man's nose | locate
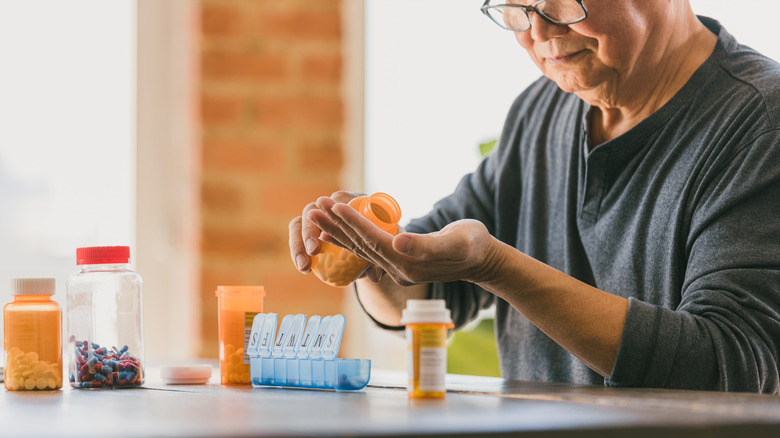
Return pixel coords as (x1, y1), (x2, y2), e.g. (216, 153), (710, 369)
(529, 12), (568, 41)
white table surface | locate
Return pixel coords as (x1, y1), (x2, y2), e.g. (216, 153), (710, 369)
(1, 365), (779, 437)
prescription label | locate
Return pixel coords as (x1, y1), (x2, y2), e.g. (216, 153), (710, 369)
(418, 327), (447, 347)
(417, 329), (447, 392)
(417, 348), (446, 392)
(406, 326), (448, 394)
(243, 312), (259, 364)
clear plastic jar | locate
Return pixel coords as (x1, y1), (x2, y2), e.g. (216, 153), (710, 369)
(66, 246), (144, 389)
(4, 278), (62, 391)
(310, 192), (402, 287)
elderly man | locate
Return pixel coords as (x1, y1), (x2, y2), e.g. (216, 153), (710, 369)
(289, 0), (780, 393)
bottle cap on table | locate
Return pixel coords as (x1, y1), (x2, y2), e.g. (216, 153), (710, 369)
(10, 278), (56, 295)
(160, 364), (213, 385)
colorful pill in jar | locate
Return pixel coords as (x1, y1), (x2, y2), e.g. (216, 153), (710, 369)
(4, 278), (63, 391)
(66, 246), (145, 389)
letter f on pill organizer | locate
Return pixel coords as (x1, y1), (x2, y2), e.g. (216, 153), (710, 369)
(250, 313), (278, 358)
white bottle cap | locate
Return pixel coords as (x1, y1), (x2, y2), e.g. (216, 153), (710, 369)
(160, 364), (213, 385)
(10, 278), (56, 295)
(400, 299), (452, 325)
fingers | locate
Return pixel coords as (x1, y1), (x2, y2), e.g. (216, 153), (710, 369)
(288, 216), (310, 273)
(290, 192), (369, 276)
(326, 200), (400, 266)
(307, 198), (379, 265)
(291, 196), (352, 274)
(330, 201), (391, 245)
(300, 201), (326, 257)
(307, 197), (365, 257)
(301, 193), (360, 254)
(331, 190), (363, 203)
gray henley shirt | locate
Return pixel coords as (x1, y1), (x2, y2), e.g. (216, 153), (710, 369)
(403, 17), (780, 393)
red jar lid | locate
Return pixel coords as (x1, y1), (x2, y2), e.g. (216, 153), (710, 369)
(76, 246), (131, 265)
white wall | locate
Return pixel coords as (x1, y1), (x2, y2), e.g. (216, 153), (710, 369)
(690, 0), (780, 63)
(0, 0), (135, 361)
(364, 0), (537, 222)
(0, 0), (200, 364)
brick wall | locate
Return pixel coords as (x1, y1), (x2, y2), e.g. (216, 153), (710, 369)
(198, 0), (347, 357)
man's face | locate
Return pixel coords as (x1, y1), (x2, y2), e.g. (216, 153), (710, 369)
(514, 0), (662, 95)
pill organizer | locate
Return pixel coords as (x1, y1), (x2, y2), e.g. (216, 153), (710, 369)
(247, 313), (371, 391)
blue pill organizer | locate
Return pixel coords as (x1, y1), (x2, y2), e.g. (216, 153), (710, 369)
(247, 313), (371, 391)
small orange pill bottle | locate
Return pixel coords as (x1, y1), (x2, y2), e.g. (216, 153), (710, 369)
(400, 299), (454, 399)
(215, 285), (265, 385)
(4, 278), (63, 391)
(310, 192), (402, 287)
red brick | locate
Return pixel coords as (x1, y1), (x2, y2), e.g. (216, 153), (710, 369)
(302, 53), (342, 82)
(202, 4), (243, 37)
(201, 94), (244, 125)
(261, 271), (344, 316)
(201, 179), (244, 212)
(255, 96), (342, 128)
(202, 139), (285, 174)
(201, 264), (258, 301)
(258, 181), (341, 217)
(202, 50), (288, 81)
(299, 138), (343, 171)
(257, 10), (341, 40)
(197, 0), (347, 359)
(202, 224), (285, 256)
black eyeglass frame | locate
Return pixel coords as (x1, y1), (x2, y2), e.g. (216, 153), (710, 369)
(480, 0), (589, 32)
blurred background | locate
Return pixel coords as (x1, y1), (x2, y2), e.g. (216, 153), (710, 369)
(0, 0), (777, 373)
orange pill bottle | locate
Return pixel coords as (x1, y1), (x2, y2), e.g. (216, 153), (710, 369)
(215, 285), (265, 385)
(4, 278), (63, 391)
(310, 192), (402, 287)
(400, 299), (453, 399)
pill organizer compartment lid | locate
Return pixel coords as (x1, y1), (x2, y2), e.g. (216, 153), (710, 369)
(160, 364), (213, 385)
(297, 315), (322, 359)
(272, 314), (294, 357)
(283, 314), (307, 358)
(257, 313), (278, 357)
(246, 313), (267, 358)
(308, 315), (332, 360)
(321, 314), (346, 360)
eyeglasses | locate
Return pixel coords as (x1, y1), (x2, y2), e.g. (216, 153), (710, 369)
(480, 0), (588, 32)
